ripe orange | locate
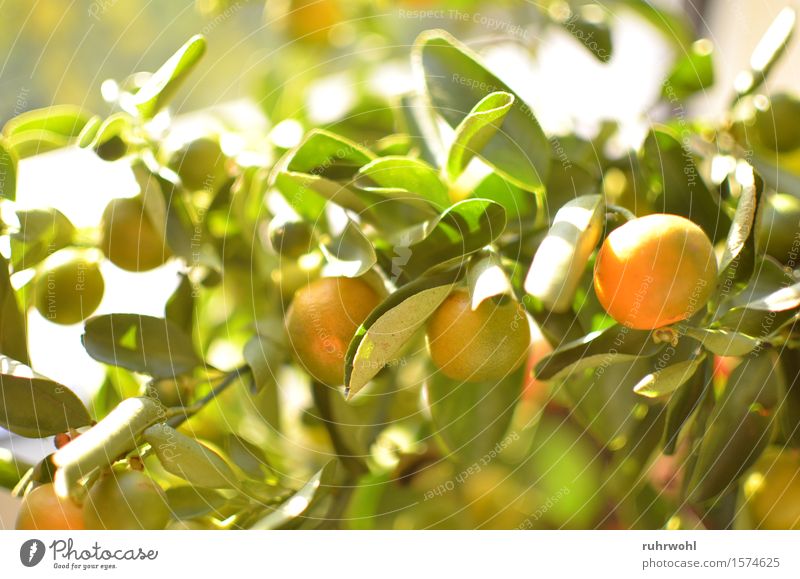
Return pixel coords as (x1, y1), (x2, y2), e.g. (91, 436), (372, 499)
(16, 483), (85, 530)
(426, 290), (531, 383)
(593, 214), (717, 330)
(285, 276), (381, 386)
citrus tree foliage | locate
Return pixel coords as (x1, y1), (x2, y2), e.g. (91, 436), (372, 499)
(4, 2), (800, 530)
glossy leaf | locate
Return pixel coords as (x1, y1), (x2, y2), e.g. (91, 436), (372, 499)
(688, 350), (782, 501)
(3, 105), (91, 139)
(0, 356), (91, 437)
(82, 314), (202, 378)
(525, 194), (604, 313)
(144, 424), (240, 489)
(358, 156), (449, 210)
(10, 208), (76, 271)
(414, 30), (550, 191)
(445, 91), (515, 182)
(535, 324), (662, 381)
(633, 355), (706, 399)
(717, 163), (762, 285)
(663, 39), (715, 100)
(641, 128), (730, 243)
(683, 327), (760, 357)
(130, 35), (207, 118)
(0, 139), (17, 200)
(250, 461), (337, 530)
(320, 219), (378, 278)
(165, 486), (228, 520)
(0, 254), (30, 364)
(392, 198), (507, 283)
(284, 129), (374, 177)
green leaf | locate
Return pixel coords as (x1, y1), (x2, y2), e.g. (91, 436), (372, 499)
(3, 105), (91, 139)
(426, 364), (522, 466)
(165, 486), (228, 520)
(535, 324), (663, 381)
(0, 448), (26, 490)
(525, 194), (605, 313)
(633, 355), (707, 399)
(414, 29), (550, 191)
(0, 138), (17, 200)
(0, 355), (91, 437)
(614, 0), (694, 50)
(345, 268), (463, 398)
(320, 219), (377, 278)
(717, 164), (763, 285)
(358, 156), (450, 210)
(285, 129), (375, 177)
(165, 274), (194, 334)
(10, 208), (76, 271)
(688, 350), (782, 501)
(683, 327), (761, 357)
(5, 129), (70, 159)
(663, 39), (715, 100)
(445, 91), (515, 182)
(641, 128), (731, 243)
(0, 254), (30, 364)
(243, 332), (284, 394)
(391, 198), (507, 283)
(472, 171), (533, 218)
(143, 424), (241, 489)
(663, 358), (708, 455)
(250, 461), (337, 530)
(84, 112), (133, 149)
(82, 314), (202, 378)
(558, 5), (613, 63)
(129, 35), (207, 119)
(466, 252), (512, 309)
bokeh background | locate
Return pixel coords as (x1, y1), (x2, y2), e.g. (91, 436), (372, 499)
(1, 0), (799, 527)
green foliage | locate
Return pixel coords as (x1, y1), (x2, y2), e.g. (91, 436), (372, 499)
(4, 4), (800, 531)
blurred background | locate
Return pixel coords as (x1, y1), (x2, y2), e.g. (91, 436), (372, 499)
(1, 0), (799, 527)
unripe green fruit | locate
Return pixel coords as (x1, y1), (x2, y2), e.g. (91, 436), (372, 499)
(34, 249), (104, 325)
(426, 291), (531, 383)
(268, 219), (315, 258)
(100, 196), (170, 272)
(744, 448), (800, 529)
(758, 193), (800, 264)
(167, 137), (226, 191)
(83, 470), (170, 530)
(755, 93), (800, 153)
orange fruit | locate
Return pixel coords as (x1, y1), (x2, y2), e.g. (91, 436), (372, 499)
(593, 214), (717, 330)
(426, 291), (531, 383)
(16, 483), (85, 530)
(285, 276), (381, 386)
(33, 249), (104, 325)
(83, 470), (170, 530)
